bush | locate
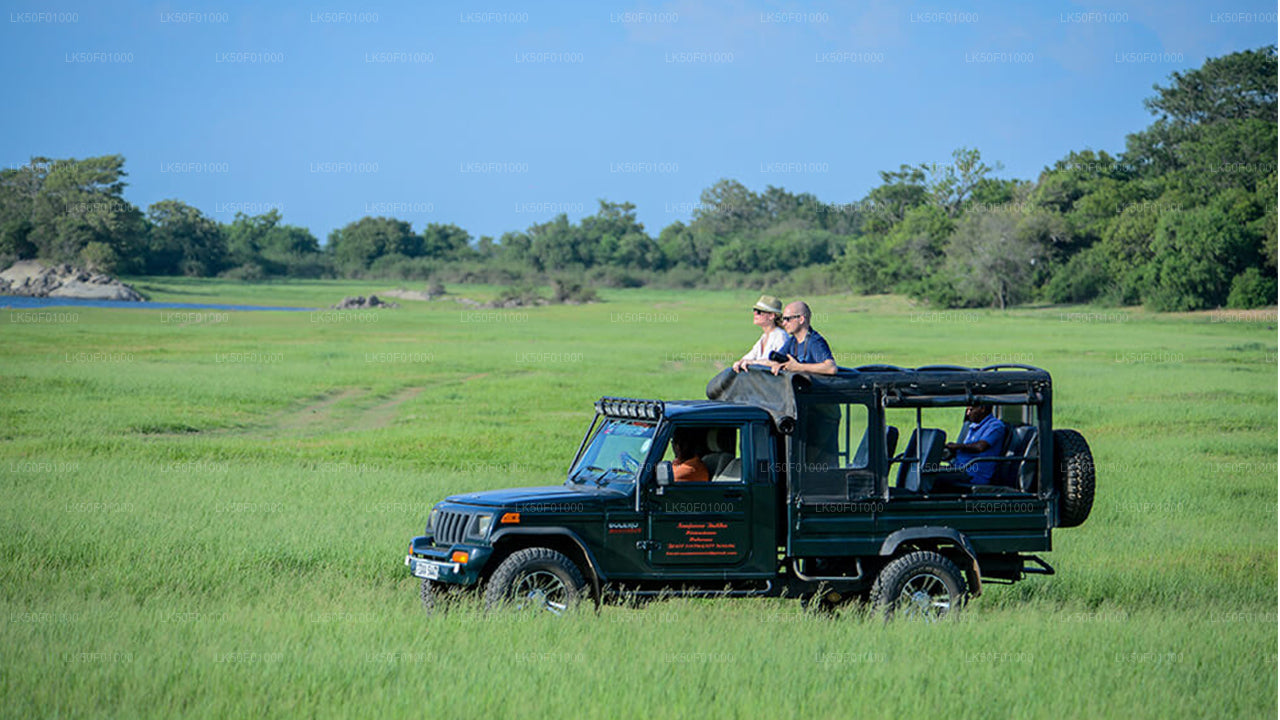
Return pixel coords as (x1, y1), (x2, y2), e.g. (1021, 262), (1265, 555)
(1226, 267), (1278, 308)
(265, 252), (333, 279)
(652, 266), (704, 289)
(776, 264), (845, 296)
(79, 242), (119, 274)
(365, 254), (436, 280)
(550, 278), (599, 304)
(587, 266), (644, 288)
(1041, 251), (1111, 304)
(904, 273), (962, 308)
(219, 262), (266, 281)
(494, 283), (545, 306)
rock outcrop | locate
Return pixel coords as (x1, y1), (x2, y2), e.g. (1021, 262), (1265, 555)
(332, 295), (399, 309)
(0, 261), (144, 301)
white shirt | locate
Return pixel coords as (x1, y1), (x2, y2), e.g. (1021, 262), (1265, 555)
(741, 327), (789, 363)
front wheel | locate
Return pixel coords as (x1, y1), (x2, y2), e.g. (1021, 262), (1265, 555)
(420, 579), (465, 614)
(869, 551), (968, 621)
(483, 548), (588, 615)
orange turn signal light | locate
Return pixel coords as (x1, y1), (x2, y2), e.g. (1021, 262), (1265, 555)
(450, 550), (470, 564)
(500, 512), (521, 524)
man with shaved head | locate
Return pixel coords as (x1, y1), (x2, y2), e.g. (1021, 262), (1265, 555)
(769, 301), (837, 376)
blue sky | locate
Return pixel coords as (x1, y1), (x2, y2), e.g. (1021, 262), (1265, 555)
(1, 1), (1274, 242)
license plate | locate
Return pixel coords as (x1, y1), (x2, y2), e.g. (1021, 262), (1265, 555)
(412, 559), (441, 580)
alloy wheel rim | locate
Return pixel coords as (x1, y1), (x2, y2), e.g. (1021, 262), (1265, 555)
(896, 571), (952, 620)
(512, 570), (569, 614)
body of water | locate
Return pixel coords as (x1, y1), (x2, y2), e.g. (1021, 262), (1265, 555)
(0, 295), (315, 311)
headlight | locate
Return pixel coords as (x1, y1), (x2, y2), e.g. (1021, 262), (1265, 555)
(427, 508), (440, 533)
(469, 513), (494, 539)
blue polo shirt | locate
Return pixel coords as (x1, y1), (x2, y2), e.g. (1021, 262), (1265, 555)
(953, 414), (1007, 485)
(778, 328), (834, 365)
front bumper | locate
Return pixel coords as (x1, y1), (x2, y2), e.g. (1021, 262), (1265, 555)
(405, 555), (460, 581)
(404, 535), (491, 586)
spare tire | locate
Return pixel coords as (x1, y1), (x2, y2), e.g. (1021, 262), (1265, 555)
(1053, 429), (1095, 528)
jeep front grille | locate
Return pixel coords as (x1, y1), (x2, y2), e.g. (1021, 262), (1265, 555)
(434, 511), (470, 545)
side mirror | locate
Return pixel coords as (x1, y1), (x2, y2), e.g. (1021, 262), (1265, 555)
(655, 461), (673, 487)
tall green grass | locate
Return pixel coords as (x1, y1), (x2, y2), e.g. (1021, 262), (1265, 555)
(0, 281), (1275, 718)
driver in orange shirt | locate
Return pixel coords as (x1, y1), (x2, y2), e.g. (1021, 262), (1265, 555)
(671, 428), (709, 483)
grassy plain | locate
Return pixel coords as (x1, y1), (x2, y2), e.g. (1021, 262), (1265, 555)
(1, 278), (1276, 719)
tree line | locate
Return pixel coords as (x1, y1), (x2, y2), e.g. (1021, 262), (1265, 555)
(1, 46), (1273, 310)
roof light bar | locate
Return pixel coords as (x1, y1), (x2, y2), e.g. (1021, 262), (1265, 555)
(595, 396), (664, 421)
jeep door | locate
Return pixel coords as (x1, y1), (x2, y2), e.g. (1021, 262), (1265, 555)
(644, 422), (771, 574)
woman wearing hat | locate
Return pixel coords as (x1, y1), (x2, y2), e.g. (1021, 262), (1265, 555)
(732, 294), (789, 372)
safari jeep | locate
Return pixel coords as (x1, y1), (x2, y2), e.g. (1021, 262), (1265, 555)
(404, 364), (1095, 618)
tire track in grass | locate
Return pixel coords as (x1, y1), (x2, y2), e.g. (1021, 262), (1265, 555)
(359, 387), (425, 430)
(273, 388), (366, 433)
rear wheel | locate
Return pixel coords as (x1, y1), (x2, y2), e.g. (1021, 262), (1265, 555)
(483, 548), (588, 615)
(870, 551), (968, 621)
(1053, 428), (1096, 528)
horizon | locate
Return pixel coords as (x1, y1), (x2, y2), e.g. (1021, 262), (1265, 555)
(1, 1), (1275, 243)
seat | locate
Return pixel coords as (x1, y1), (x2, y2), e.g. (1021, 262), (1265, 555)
(1014, 427), (1039, 491)
(851, 425), (899, 469)
(995, 425), (1038, 488)
(713, 457), (742, 482)
(701, 428), (737, 478)
(894, 428), (946, 492)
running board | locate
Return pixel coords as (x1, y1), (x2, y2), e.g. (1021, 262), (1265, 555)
(605, 581), (773, 598)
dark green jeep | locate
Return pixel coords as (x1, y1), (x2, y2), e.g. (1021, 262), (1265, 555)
(404, 364), (1095, 618)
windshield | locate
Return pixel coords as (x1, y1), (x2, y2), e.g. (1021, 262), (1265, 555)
(568, 418), (657, 486)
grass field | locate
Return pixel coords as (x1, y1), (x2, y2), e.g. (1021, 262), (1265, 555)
(1, 279), (1276, 719)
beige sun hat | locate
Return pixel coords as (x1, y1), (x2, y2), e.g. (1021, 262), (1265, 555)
(752, 294), (783, 315)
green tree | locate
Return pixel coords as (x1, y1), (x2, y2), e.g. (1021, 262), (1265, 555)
(692, 179), (762, 237)
(861, 165), (928, 235)
(925, 147), (1000, 218)
(147, 199), (226, 276)
(20, 155), (147, 270)
(224, 210), (282, 268)
(327, 216), (421, 274)
(1144, 45), (1277, 126)
(1145, 192), (1258, 310)
(942, 202), (1046, 309)
(421, 223), (474, 260)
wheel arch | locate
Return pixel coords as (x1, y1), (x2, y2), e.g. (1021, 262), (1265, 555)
(879, 527), (983, 597)
(489, 528), (605, 602)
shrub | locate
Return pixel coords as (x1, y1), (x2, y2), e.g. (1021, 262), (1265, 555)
(494, 283), (545, 306)
(1041, 251), (1110, 304)
(219, 262), (266, 281)
(1226, 267), (1278, 309)
(550, 278), (599, 304)
(80, 242), (119, 274)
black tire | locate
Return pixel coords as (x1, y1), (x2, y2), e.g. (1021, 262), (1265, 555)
(869, 551), (968, 621)
(483, 548), (588, 615)
(1053, 428), (1095, 528)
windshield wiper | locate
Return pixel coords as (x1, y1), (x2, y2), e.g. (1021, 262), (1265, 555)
(571, 465), (607, 485)
(593, 467), (631, 486)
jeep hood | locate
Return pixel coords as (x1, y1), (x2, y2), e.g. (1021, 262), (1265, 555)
(446, 485), (622, 507)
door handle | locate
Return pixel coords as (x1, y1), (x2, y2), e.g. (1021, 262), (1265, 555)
(723, 490), (744, 499)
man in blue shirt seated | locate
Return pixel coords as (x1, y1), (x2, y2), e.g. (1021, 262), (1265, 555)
(944, 405), (1007, 485)
(769, 301), (837, 375)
